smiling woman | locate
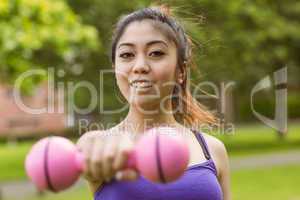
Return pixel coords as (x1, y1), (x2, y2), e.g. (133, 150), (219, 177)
(76, 5), (231, 200)
(114, 19), (178, 111)
(110, 8), (216, 125)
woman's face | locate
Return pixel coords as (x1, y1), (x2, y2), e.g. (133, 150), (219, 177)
(114, 19), (179, 111)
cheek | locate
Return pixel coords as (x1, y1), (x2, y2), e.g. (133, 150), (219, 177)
(153, 59), (177, 86)
(115, 65), (130, 99)
(116, 74), (130, 100)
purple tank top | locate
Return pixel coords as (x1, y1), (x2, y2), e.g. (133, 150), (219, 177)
(94, 130), (223, 200)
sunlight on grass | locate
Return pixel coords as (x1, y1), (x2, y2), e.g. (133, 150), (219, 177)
(0, 141), (32, 180)
(217, 123), (300, 156)
(0, 122), (299, 181)
(27, 186), (91, 200)
(232, 165), (300, 200)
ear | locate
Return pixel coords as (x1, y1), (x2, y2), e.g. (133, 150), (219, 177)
(176, 67), (185, 84)
(178, 73), (184, 84)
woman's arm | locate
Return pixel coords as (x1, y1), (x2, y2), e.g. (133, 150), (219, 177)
(216, 142), (231, 200)
(205, 134), (231, 200)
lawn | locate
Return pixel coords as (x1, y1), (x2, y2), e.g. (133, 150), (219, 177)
(25, 184), (91, 200)
(3, 164), (300, 200)
(231, 164), (300, 200)
(0, 141), (32, 181)
(0, 138), (78, 181)
(217, 122), (300, 157)
(0, 122), (299, 182)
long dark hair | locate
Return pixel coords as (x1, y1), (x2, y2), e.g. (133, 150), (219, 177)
(110, 5), (216, 128)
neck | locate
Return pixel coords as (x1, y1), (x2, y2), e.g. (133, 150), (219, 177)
(119, 100), (181, 134)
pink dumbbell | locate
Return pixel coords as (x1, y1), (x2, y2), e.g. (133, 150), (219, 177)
(25, 127), (189, 192)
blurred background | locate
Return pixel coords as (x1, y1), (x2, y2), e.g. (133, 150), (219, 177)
(0, 0), (299, 199)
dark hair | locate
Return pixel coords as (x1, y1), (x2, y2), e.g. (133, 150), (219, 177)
(111, 5), (216, 127)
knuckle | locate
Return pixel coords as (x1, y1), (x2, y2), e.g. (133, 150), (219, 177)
(120, 148), (130, 156)
(83, 171), (93, 180)
(112, 156), (120, 168)
(90, 167), (103, 180)
(84, 156), (91, 164)
(104, 152), (114, 161)
(113, 162), (122, 171)
(91, 157), (102, 166)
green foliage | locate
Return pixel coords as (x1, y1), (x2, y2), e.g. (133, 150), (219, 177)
(288, 92), (300, 118)
(238, 91), (300, 121)
(162, 0), (300, 93)
(1, 0), (299, 120)
(0, 0), (100, 94)
(65, 0), (300, 122)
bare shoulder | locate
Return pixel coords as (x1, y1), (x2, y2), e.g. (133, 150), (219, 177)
(202, 133), (227, 155)
(201, 133), (229, 178)
(200, 132), (231, 199)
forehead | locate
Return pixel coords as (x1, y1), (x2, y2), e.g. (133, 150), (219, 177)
(117, 19), (176, 47)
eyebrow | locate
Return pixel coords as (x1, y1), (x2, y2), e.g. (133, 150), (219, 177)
(117, 40), (168, 49)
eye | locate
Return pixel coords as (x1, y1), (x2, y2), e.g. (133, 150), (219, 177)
(149, 51), (165, 57)
(119, 52), (134, 59)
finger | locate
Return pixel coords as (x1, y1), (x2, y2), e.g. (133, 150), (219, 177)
(79, 136), (95, 181)
(115, 169), (138, 181)
(102, 136), (118, 182)
(112, 137), (134, 171)
(112, 149), (130, 172)
(90, 137), (104, 181)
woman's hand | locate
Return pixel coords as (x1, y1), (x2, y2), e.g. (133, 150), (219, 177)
(76, 130), (139, 183)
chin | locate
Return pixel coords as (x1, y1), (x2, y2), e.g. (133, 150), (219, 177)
(129, 95), (160, 112)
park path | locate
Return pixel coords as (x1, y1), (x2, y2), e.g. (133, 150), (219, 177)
(230, 150), (300, 170)
(1, 150), (300, 200)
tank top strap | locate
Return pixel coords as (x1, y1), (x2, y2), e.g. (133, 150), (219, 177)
(191, 129), (211, 160)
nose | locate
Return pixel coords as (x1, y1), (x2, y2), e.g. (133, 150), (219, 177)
(132, 55), (150, 74)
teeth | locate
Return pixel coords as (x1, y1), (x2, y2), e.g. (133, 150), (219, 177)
(131, 81), (152, 88)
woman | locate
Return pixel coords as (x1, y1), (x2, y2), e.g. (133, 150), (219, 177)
(77, 5), (231, 200)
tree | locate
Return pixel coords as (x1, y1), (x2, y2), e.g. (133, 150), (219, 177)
(0, 0), (100, 94)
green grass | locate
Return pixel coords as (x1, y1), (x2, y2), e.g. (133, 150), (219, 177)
(232, 164), (300, 200)
(0, 122), (299, 181)
(0, 139), (78, 181)
(0, 141), (32, 181)
(26, 185), (91, 200)
(216, 122), (300, 157)
(5, 164), (300, 200)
